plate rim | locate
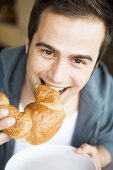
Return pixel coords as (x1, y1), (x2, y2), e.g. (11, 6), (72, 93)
(5, 144), (98, 170)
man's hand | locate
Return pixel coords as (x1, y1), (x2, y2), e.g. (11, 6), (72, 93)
(0, 108), (16, 145)
(76, 143), (111, 170)
(77, 144), (101, 170)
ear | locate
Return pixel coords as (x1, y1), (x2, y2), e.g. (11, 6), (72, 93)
(25, 38), (29, 54)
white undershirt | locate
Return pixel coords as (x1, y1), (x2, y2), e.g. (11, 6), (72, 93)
(14, 104), (78, 154)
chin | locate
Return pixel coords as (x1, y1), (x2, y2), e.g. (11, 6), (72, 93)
(60, 87), (77, 105)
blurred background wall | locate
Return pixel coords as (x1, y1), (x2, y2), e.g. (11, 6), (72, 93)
(0, 0), (113, 76)
(0, 0), (34, 48)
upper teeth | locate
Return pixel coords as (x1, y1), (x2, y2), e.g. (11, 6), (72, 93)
(51, 87), (64, 91)
(45, 83), (64, 91)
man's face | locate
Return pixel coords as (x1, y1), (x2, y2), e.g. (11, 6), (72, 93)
(26, 11), (105, 104)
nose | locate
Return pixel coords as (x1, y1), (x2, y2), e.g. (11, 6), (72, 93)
(47, 59), (70, 84)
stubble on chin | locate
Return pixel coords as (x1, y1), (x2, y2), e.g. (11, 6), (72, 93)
(61, 87), (78, 105)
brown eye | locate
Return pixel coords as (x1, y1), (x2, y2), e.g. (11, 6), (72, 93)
(75, 59), (82, 64)
(74, 58), (86, 65)
(41, 49), (55, 59)
(45, 50), (53, 55)
(42, 49), (53, 56)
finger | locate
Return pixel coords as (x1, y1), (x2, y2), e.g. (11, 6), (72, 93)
(77, 144), (97, 155)
(0, 108), (9, 119)
(0, 117), (16, 130)
(0, 132), (10, 145)
(77, 144), (101, 170)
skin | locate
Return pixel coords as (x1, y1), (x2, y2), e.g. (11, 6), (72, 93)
(0, 10), (111, 169)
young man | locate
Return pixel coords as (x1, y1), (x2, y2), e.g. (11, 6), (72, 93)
(0, 0), (113, 169)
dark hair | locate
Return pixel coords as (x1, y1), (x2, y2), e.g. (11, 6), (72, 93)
(28, 0), (113, 63)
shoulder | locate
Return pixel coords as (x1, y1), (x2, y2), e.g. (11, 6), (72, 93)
(0, 45), (26, 76)
(0, 45), (26, 62)
(84, 62), (113, 105)
(92, 62), (113, 94)
(0, 46), (26, 94)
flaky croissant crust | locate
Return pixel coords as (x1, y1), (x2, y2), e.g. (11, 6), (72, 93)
(0, 85), (65, 144)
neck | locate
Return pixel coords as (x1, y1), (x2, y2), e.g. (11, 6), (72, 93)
(63, 93), (80, 118)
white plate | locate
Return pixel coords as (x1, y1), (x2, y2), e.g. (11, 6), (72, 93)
(5, 144), (98, 170)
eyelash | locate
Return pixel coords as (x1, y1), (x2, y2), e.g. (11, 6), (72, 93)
(74, 58), (86, 65)
(70, 57), (86, 65)
(40, 49), (86, 65)
(41, 49), (53, 56)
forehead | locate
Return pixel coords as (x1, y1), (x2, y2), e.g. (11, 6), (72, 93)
(37, 10), (105, 41)
(39, 10), (105, 31)
(34, 11), (105, 58)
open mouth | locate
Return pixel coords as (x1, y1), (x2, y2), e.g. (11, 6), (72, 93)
(40, 78), (70, 95)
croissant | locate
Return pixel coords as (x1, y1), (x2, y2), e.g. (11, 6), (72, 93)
(0, 85), (66, 144)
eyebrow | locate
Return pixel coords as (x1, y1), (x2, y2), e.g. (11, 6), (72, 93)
(35, 42), (93, 62)
(71, 55), (93, 62)
(35, 42), (59, 53)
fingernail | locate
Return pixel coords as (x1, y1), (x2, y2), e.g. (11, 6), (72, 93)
(7, 118), (16, 126)
(0, 109), (9, 116)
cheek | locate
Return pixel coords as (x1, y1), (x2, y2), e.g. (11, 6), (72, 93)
(78, 74), (91, 87)
(27, 54), (53, 74)
(73, 68), (93, 89)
